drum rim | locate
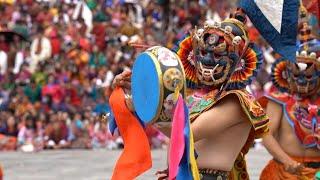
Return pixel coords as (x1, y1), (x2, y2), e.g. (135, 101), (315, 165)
(174, 52), (187, 99)
(148, 51), (164, 123)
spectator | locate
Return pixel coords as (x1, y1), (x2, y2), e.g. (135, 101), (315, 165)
(31, 64), (47, 86)
(91, 118), (116, 150)
(89, 45), (106, 67)
(29, 26), (52, 73)
(72, 0), (93, 36)
(0, 49), (7, 75)
(0, 34), (9, 52)
(0, 85), (10, 110)
(93, 97), (110, 115)
(35, 5), (53, 25)
(0, 115), (18, 151)
(18, 115), (35, 152)
(91, 11), (107, 51)
(69, 113), (91, 149)
(33, 116), (45, 151)
(41, 75), (64, 108)
(12, 48), (25, 75)
(44, 114), (70, 149)
(24, 80), (42, 103)
(46, 26), (61, 59)
(15, 64), (32, 85)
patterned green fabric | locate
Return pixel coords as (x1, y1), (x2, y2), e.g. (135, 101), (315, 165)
(187, 89), (269, 134)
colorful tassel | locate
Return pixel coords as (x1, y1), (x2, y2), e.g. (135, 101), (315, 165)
(169, 95), (186, 180)
(169, 95), (200, 180)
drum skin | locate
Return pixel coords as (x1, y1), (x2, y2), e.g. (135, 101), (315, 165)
(132, 46), (186, 124)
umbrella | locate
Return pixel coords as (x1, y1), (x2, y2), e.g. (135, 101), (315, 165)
(0, 30), (28, 43)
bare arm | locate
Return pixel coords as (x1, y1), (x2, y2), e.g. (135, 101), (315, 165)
(262, 101), (303, 173)
(191, 94), (246, 142)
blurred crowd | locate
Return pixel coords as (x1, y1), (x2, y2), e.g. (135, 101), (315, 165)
(0, 0), (317, 152)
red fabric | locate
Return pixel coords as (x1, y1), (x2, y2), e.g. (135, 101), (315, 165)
(45, 122), (68, 144)
(15, 70), (32, 82)
(67, 25), (78, 40)
(248, 27), (260, 42)
(50, 38), (61, 56)
(92, 24), (106, 51)
(145, 125), (159, 137)
(64, 88), (81, 106)
(42, 84), (65, 104)
(36, 12), (52, 24)
(0, 164), (2, 180)
(0, 42), (9, 52)
(0, 134), (17, 151)
(303, 0), (320, 20)
(177, 9), (186, 21)
(109, 88), (152, 180)
(19, 0), (33, 5)
(145, 125), (160, 146)
(79, 38), (91, 52)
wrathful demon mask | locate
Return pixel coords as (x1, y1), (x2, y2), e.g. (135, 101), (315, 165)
(271, 21), (320, 97)
(272, 40), (320, 97)
(175, 8), (263, 91)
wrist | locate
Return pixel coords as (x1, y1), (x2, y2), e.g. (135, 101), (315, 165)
(282, 158), (297, 168)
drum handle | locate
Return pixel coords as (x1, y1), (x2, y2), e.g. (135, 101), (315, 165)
(128, 43), (154, 49)
(124, 93), (132, 100)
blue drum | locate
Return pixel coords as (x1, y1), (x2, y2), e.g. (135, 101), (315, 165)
(132, 46), (186, 124)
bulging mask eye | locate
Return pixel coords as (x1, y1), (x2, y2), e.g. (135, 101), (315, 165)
(204, 34), (219, 46)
